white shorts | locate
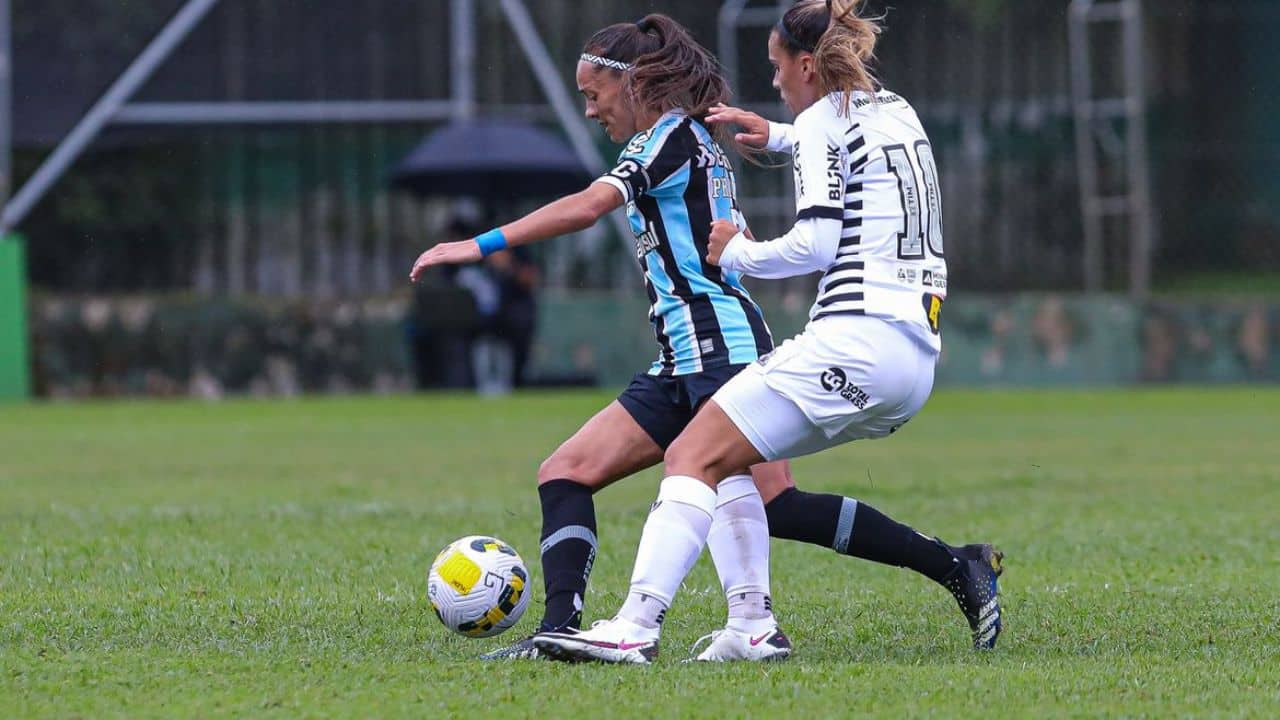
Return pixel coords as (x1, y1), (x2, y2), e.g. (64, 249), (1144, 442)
(714, 314), (937, 461)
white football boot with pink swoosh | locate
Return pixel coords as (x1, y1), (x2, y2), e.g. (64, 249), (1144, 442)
(686, 624), (793, 662)
(533, 616), (660, 664)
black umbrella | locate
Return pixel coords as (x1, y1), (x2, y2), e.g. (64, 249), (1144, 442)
(389, 119), (595, 200)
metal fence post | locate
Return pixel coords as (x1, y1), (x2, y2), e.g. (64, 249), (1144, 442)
(497, 0), (635, 260)
(0, 0), (222, 233)
(0, 233), (28, 401)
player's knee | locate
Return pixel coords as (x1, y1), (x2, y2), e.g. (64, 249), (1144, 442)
(750, 462), (795, 504)
(535, 454), (571, 485)
(663, 436), (718, 480)
(537, 451), (605, 487)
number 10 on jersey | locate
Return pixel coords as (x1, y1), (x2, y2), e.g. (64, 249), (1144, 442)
(884, 141), (944, 260)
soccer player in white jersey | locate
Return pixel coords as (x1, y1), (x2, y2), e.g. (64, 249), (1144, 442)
(535, 0), (1003, 664)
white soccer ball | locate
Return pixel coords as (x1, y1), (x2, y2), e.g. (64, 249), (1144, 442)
(427, 535), (531, 638)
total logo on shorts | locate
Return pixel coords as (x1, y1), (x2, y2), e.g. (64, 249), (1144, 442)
(819, 367), (870, 409)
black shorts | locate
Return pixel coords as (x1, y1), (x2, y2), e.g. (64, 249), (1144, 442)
(616, 364), (749, 450)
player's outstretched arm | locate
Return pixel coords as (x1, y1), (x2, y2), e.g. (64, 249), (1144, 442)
(409, 183), (623, 282)
(705, 103), (794, 153)
(706, 217), (841, 279)
(706, 111), (846, 278)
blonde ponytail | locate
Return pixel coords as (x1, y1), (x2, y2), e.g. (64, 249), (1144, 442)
(774, 1), (883, 115)
(812, 0), (882, 116)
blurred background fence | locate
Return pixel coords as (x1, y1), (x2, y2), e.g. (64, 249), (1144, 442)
(3, 0), (1278, 397)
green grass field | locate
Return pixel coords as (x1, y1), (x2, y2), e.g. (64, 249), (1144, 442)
(2, 388), (1278, 718)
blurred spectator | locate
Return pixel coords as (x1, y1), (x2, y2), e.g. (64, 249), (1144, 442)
(1141, 306), (1216, 383)
(1030, 296), (1081, 369)
(1236, 304), (1271, 379)
(1141, 311), (1178, 383)
(408, 219), (481, 390)
(486, 247), (540, 388)
(408, 217), (541, 393)
(980, 308), (1016, 377)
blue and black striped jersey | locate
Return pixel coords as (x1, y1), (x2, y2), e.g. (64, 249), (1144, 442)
(596, 110), (774, 376)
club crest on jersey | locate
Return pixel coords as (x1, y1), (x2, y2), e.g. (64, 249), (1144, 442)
(625, 130), (654, 156)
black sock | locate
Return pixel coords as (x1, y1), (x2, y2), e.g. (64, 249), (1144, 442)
(765, 487), (958, 583)
(765, 486), (844, 546)
(537, 479), (597, 632)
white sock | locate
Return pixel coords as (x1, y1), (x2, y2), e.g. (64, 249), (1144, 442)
(707, 474), (776, 635)
(619, 475), (717, 629)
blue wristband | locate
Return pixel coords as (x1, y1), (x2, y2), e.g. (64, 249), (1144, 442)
(475, 228), (508, 257)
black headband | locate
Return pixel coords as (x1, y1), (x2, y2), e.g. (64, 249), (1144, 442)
(776, 18), (816, 54)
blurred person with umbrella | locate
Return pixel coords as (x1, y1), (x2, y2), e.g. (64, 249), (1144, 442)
(392, 121), (578, 391)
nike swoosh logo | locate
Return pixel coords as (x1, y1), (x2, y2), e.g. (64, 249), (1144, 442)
(749, 632), (772, 646)
(586, 639), (650, 651)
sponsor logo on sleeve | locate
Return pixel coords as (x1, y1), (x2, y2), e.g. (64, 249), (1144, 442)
(826, 143), (844, 201)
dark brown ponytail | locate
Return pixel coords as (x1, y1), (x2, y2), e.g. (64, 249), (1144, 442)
(582, 14), (730, 122)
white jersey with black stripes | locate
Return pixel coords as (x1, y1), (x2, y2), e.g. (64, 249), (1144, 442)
(725, 90), (948, 353)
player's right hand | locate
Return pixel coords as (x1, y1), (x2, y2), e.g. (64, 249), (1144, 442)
(706, 219), (739, 266)
(409, 240), (482, 282)
(706, 103), (769, 149)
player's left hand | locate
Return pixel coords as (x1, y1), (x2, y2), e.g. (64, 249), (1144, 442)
(707, 220), (740, 266)
(409, 240), (483, 282)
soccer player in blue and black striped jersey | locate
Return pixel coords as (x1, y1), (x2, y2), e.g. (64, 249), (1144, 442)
(594, 89), (774, 377)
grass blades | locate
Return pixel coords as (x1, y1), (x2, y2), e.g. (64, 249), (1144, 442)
(2, 388), (1278, 717)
